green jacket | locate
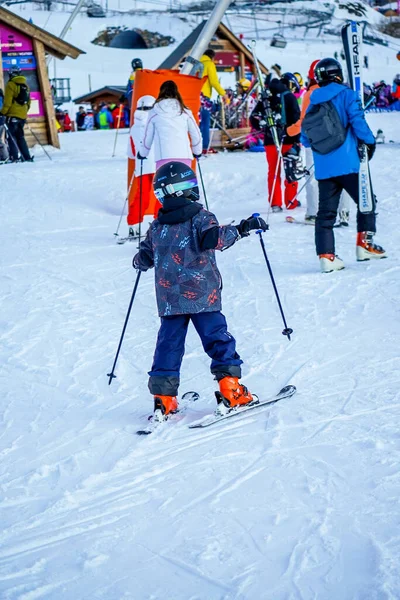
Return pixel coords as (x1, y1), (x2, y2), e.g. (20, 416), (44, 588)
(0, 76), (31, 120)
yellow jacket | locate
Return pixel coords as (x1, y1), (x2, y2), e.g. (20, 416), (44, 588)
(0, 76), (31, 120)
(200, 55), (226, 98)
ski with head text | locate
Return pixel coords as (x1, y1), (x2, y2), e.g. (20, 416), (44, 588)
(188, 385), (296, 429)
(341, 21), (374, 214)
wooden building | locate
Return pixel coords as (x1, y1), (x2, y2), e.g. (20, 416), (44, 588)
(158, 21), (270, 150)
(158, 20), (269, 80)
(0, 6), (84, 148)
(73, 85), (127, 107)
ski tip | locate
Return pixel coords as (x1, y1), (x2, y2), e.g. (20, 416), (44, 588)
(279, 384), (296, 395)
(136, 429), (153, 436)
(181, 391), (200, 402)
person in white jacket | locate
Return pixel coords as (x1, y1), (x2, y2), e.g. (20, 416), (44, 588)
(123, 95), (161, 242)
(138, 80), (203, 170)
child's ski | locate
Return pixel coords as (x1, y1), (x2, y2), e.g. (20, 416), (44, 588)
(188, 385), (296, 429)
(341, 21), (374, 213)
(136, 391), (199, 436)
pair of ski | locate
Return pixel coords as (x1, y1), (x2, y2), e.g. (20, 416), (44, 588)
(341, 21), (374, 214)
(136, 385), (296, 435)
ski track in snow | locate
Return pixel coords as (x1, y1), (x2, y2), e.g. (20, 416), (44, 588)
(1, 117), (400, 599)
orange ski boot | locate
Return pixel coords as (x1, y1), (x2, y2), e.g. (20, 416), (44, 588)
(216, 377), (254, 413)
(356, 232), (387, 261)
(153, 395), (178, 422)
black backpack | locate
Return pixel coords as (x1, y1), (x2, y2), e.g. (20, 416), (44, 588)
(302, 100), (348, 155)
(15, 83), (30, 106)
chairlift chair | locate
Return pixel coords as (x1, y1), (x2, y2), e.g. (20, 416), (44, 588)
(270, 33), (287, 49)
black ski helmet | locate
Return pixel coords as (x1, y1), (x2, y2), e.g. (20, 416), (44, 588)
(314, 58), (343, 86)
(131, 58), (143, 70)
(153, 161), (199, 204)
(8, 66), (21, 79)
(281, 72), (300, 93)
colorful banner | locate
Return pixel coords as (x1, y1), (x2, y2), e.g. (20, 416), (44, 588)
(0, 23), (33, 53)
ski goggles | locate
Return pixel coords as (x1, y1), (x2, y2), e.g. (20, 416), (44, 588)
(154, 177), (198, 201)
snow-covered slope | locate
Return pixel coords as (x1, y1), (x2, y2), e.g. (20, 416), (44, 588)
(1, 113), (400, 598)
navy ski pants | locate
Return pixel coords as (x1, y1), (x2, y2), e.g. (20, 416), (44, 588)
(316, 173), (376, 255)
(148, 311), (243, 396)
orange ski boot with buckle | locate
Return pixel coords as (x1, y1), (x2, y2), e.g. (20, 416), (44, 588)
(356, 232), (387, 261)
(153, 395), (178, 422)
(216, 377), (254, 411)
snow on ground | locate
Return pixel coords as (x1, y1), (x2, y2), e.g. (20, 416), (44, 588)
(1, 112), (400, 599)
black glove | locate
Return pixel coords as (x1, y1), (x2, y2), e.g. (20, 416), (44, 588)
(236, 215), (268, 238)
(367, 142), (376, 161)
(136, 152), (146, 160)
(0, 115), (5, 126)
(132, 254), (147, 272)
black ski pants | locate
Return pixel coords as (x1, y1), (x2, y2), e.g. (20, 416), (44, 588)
(316, 173), (376, 255)
(6, 117), (31, 162)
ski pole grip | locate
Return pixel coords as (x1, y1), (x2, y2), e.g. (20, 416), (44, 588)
(252, 213), (268, 235)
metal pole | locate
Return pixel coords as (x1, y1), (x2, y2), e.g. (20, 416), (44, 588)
(180, 0), (234, 74)
(107, 271), (142, 385)
(47, 0), (86, 65)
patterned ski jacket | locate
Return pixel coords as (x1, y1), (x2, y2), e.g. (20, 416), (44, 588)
(133, 198), (239, 317)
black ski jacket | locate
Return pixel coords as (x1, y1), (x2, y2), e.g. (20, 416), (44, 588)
(250, 79), (300, 146)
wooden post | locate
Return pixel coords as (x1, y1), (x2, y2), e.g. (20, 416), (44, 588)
(239, 51), (245, 80)
(33, 38), (60, 149)
(0, 38), (4, 92)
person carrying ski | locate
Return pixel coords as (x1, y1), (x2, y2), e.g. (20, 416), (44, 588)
(301, 57), (386, 273)
(250, 72), (301, 212)
(0, 66), (32, 162)
(138, 80), (202, 170)
(132, 161), (268, 422)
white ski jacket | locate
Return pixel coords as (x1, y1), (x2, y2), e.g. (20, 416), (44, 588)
(128, 107), (156, 176)
(139, 99), (202, 162)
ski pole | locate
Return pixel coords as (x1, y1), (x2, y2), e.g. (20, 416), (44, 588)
(27, 125), (52, 161)
(253, 213), (293, 341)
(196, 158), (209, 211)
(286, 164), (315, 209)
(111, 103), (123, 158)
(107, 270), (142, 385)
(266, 140), (284, 220)
(114, 168), (136, 238)
(138, 158), (144, 244)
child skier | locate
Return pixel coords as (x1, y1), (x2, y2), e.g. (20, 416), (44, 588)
(133, 161), (268, 422)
